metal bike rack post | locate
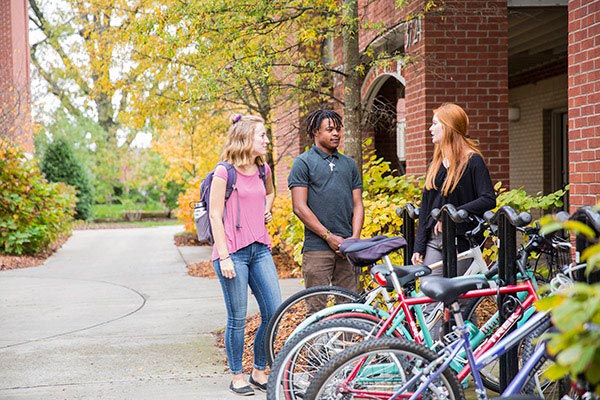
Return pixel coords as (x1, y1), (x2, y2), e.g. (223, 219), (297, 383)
(569, 206), (600, 283)
(396, 203), (419, 265)
(484, 206), (532, 392)
(432, 204), (469, 336)
(431, 204), (466, 278)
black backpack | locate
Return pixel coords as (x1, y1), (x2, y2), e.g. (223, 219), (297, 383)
(194, 162), (266, 244)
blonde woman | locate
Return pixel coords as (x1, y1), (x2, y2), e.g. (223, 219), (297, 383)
(411, 103), (496, 273)
(210, 115), (281, 396)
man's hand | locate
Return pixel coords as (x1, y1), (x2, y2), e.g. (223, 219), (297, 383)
(326, 233), (344, 255)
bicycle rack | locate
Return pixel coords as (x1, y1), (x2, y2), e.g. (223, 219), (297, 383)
(396, 203), (419, 265)
(569, 206), (600, 283)
(484, 206), (532, 392)
(431, 203), (470, 279)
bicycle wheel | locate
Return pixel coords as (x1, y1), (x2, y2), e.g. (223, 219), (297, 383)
(521, 319), (570, 399)
(265, 286), (362, 364)
(304, 337), (465, 400)
(268, 319), (382, 400)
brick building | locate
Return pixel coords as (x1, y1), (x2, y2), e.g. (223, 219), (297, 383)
(0, 0), (32, 152)
(272, 0), (600, 213)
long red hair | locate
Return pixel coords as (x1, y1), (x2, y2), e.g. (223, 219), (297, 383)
(424, 103), (482, 196)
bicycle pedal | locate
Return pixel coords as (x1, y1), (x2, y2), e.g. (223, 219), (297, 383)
(443, 331), (461, 344)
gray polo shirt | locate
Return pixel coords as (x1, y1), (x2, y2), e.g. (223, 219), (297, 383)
(288, 145), (362, 252)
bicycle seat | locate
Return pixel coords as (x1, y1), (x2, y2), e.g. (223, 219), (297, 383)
(420, 276), (490, 305)
(371, 264), (432, 288)
(339, 236), (407, 267)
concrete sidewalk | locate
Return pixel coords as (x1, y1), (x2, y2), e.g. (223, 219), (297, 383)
(0, 225), (303, 399)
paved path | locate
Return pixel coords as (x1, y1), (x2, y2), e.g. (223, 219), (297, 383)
(0, 226), (303, 399)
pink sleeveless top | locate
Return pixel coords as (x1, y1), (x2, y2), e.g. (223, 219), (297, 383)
(211, 163), (272, 261)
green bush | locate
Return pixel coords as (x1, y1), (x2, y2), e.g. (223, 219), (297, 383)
(40, 138), (94, 220)
(0, 141), (77, 255)
(536, 210), (600, 392)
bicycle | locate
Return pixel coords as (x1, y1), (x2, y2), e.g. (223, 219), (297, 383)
(267, 212), (548, 399)
(265, 205), (495, 366)
(303, 274), (557, 400)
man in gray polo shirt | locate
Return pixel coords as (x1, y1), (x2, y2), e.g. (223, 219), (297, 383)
(288, 109), (364, 310)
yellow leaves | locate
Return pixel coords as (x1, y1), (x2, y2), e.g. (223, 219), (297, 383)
(299, 28), (318, 45)
(152, 106), (229, 184)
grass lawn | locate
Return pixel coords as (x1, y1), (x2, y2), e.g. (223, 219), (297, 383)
(91, 203), (170, 221)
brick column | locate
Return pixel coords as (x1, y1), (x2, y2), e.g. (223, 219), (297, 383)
(567, 0), (600, 210)
(0, 0), (32, 152)
(402, 0), (509, 185)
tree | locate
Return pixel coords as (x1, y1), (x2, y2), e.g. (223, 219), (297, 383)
(40, 137), (94, 220)
(28, 0), (162, 202)
(131, 0), (435, 171)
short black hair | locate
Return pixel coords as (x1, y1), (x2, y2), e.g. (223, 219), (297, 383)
(306, 109), (343, 139)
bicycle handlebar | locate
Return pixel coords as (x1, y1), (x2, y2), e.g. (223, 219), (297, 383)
(431, 204), (470, 223)
(484, 206), (532, 228)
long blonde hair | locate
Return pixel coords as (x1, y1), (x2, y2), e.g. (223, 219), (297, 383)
(424, 103), (482, 196)
(220, 115), (265, 167)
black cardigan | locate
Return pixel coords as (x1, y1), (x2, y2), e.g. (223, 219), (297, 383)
(414, 153), (496, 254)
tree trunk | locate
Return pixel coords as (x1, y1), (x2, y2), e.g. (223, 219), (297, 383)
(342, 0), (363, 171)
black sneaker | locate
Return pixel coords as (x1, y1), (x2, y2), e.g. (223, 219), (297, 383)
(229, 381), (255, 396)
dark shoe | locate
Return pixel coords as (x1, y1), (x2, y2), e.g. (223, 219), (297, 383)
(249, 375), (267, 392)
(229, 381), (255, 396)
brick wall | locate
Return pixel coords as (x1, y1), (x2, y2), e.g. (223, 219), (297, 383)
(0, 0), (32, 152)
(509, 75), (568, 194)
(402, 0), (510, 185)
(359, 0), (403, 49)
(568, 0), (600, 210)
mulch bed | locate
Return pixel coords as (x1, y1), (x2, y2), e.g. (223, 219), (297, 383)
(0, 233), (70, 271)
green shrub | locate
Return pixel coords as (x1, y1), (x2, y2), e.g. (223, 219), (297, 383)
(536, 210), (600, 392)
(0, 141), (77, 255)
(40, 138), (94, 220)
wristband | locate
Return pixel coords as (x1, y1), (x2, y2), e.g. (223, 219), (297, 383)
(321, 230), (331, 240)
(219, 255), (231, 262)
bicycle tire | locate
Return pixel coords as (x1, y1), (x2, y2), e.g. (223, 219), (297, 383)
(265, 285), (361, 365)
(521, 318), (570, 399)
(304, 337), (465, 400)
(267, 319), (382, 400)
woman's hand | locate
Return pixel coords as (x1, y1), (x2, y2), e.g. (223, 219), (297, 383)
(264, 210), (272, 223)
(433, 221), (443, 235)
(411, 252), (423, 265)
(220, 257), (236, 279)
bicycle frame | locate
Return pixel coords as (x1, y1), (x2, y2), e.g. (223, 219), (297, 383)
(393, 311), (551, 400)
(307, 280), (542, 400)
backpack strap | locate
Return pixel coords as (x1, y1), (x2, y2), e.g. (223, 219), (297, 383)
(258, 163), (267, 186)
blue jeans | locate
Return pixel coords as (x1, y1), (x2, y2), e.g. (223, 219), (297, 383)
(213, 242), (282, 374)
